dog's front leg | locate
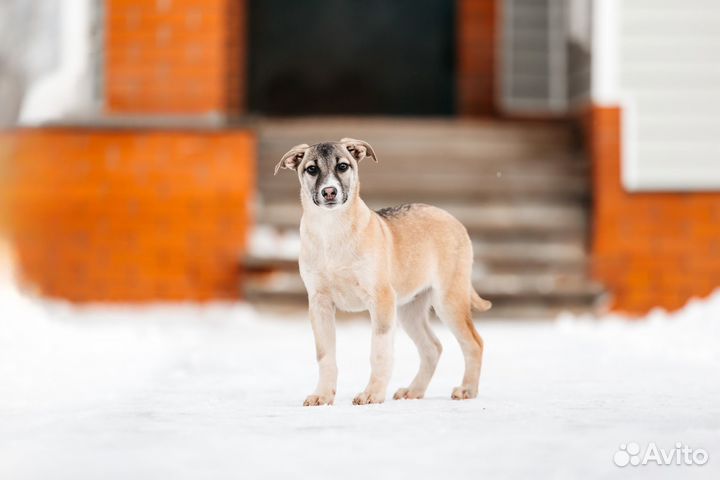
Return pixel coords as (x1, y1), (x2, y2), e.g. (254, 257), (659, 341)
(304, 293), (338, 406)
(353, 286), (396, 405)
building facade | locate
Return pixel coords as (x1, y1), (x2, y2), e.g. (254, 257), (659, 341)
(1, 0), (718, 314)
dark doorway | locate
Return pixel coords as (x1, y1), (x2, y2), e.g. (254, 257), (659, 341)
(248, 0), (455, 115)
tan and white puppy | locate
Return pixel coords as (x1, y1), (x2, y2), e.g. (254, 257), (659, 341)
(275, 138), (491, 406)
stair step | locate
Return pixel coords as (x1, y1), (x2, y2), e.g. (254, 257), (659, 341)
(471, 272), (602, 298)
(247, 298), (602, 320)
(247, 234), (587, 274)
(260, 143), (581, 169)
(243, 269), (602, 302)
(261, 172), (589, 202)
(473, 239), (587, 272)
(256, 201), (588, 236)
(260, 157), (589, 180)
(257, 117), (574, 145)
(257, 119), (582, 181)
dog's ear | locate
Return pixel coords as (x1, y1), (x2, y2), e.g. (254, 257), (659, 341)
(274, 143), (310, 175)
(340, 138), (378, 163)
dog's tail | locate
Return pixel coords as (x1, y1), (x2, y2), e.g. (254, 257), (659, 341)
(471, 289), (492, 312)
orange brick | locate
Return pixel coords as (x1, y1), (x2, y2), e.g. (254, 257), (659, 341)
(104, 0), (245, 114)
(1, 128), (255, 303)
(457, 0), (498, 116)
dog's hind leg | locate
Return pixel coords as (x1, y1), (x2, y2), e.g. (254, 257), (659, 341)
(393, 290), (442, 400)
(433, 285), (484, 400)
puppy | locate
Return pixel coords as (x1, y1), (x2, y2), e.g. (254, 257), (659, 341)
(275, 138), (491, 406)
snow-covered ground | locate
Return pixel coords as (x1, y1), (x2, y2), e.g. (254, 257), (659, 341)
(1, 265), (719, 479)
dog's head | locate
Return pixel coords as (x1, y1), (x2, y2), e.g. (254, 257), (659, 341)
(274, 138), (378, 210)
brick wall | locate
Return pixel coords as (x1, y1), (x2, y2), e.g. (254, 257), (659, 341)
(106, 0), (497, 117)
(457, 0), (497, 116)
(0, 129), (254, 302)
(105, 0), (245, 114)
(590, 106), (720, 314)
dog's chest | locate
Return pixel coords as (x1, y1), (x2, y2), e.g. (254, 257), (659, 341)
(300, 242), (372, 312)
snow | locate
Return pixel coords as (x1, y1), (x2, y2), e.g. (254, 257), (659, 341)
(249, 225), (301, 260)
(1, 258), (719, 479)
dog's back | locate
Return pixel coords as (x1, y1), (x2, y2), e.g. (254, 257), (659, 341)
(374, 203), (477, 303)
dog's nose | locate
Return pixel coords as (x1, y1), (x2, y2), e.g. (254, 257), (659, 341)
(321, 186), (337, 201)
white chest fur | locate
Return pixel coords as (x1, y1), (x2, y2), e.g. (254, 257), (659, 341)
(298, 214), (375, 312)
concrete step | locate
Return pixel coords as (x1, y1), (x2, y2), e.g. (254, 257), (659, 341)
(242, 269), (604, 317)
(247, 298), (602, 320)
(259, 139), (582, 172)
(258, 119), (588, 198)
(243, 267), (602, 301)
(247, 234), (587, 274)
(256, 200), (588, 237)
(261, 154), (590, 178)
(472, 238), (587, 273)
(256, 117), (575, 146)
(261, 170), (590, 202)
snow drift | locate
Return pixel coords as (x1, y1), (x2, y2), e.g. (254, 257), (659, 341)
(1, 255), (718, 479)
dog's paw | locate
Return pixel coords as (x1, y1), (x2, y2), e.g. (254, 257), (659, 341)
(450, 385), (478, 400)
(393, 387), (424, 400)
(303, 393), (334, 406)
(352, 391), (385, 405)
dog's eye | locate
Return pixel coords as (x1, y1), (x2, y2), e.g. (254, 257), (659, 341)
(305, 165), (319, 176)
(336, 163), (349, 172)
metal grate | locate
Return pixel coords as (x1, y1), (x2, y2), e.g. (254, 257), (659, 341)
(500, 0), (568, 114)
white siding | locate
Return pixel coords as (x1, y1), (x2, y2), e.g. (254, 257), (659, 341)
(617, 0), (720, 190)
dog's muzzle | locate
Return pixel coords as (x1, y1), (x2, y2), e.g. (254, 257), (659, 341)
(315, 182), (344, 208)
(321, 186), (337, 202)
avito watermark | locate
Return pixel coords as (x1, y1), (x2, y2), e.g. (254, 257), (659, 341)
(614, 442), (708, 467)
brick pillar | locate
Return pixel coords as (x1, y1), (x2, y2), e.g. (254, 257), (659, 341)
(590, 106), (720, 314)
(105, 0), (246, 115)
(457, 0), (497, 116)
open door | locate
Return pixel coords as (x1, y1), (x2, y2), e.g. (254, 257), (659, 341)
(248, 0), (455, 115)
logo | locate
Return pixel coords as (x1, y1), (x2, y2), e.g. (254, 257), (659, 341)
(614, 442), (709, 467)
